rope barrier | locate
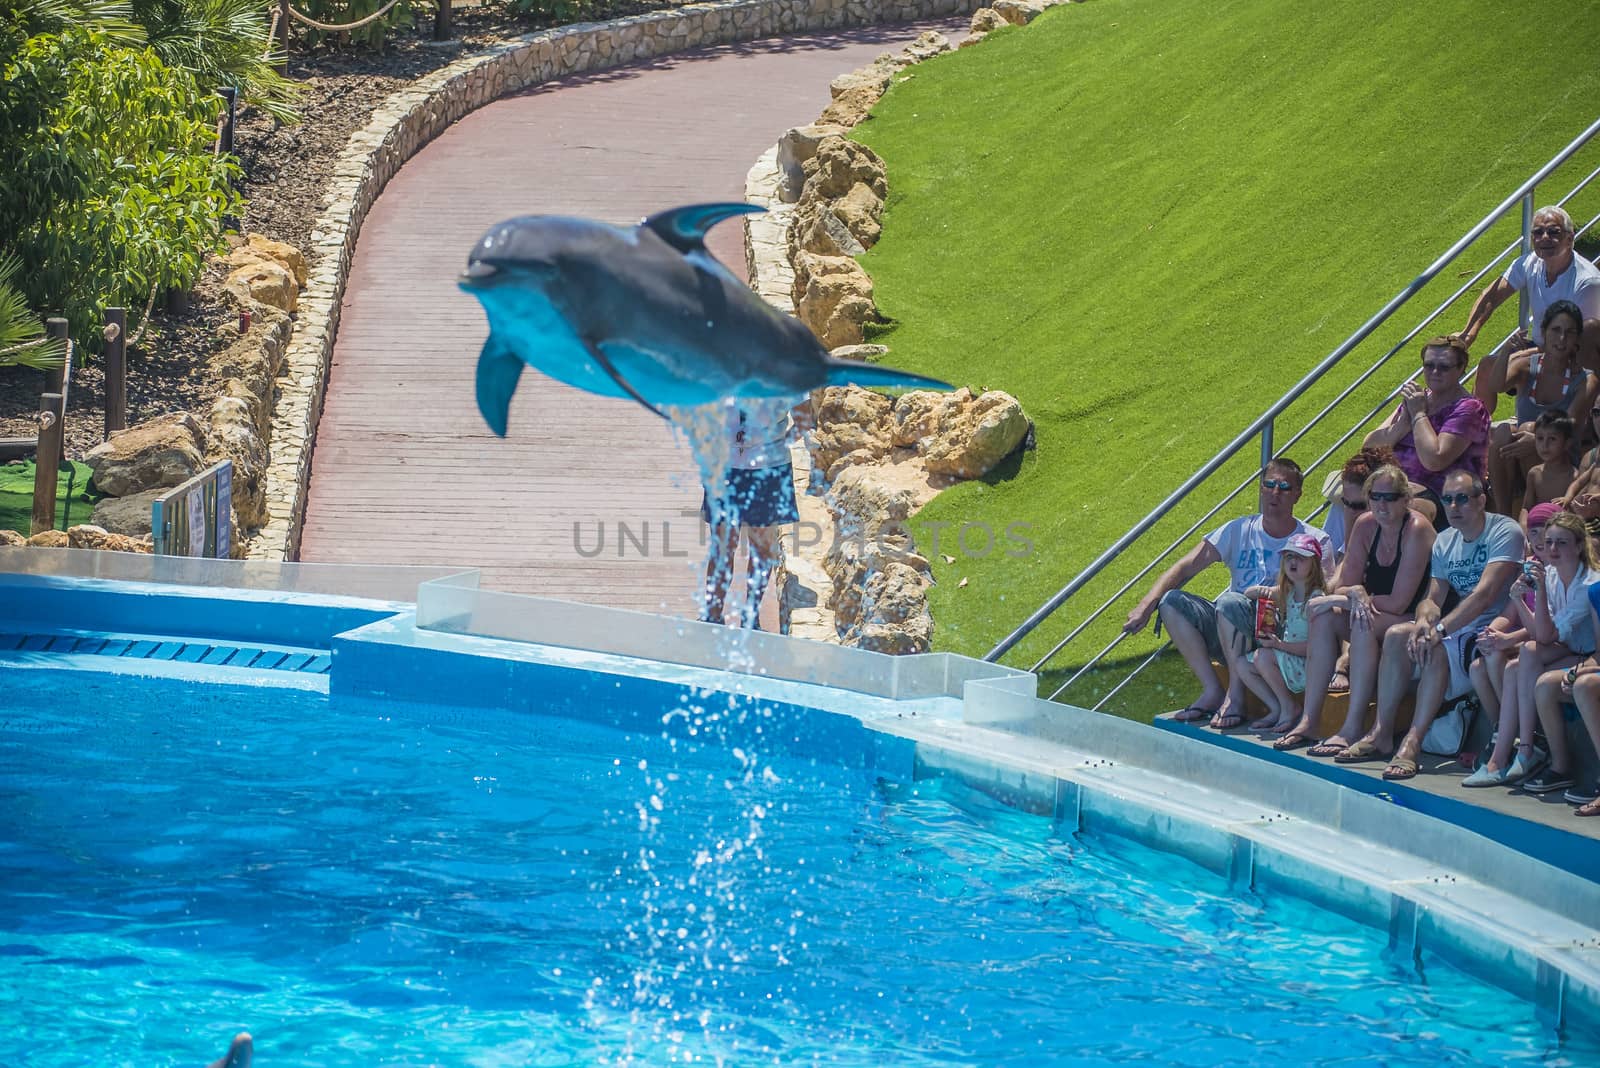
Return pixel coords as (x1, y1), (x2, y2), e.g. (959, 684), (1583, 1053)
(285, 0), (405, 32)
(0, 337), (56, 359)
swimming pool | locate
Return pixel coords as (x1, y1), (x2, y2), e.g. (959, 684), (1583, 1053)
(3, 663), (1598, 1066)
(1, 555), (1598, 1063)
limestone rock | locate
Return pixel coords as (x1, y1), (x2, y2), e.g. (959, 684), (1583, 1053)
(831, 181), (884, 248)
(921, 390), (1031, 478)
(807, 136), (888, 201)
(207, 396), (270, 529)
(90, 487), (166, 537)
(993, 0), (1049, 24)
(969, 6), (1008, 32)
(245, 232), (309, 287)
(890, 389), (950, 447)
(793, 205), (866, 258)
(825, 446), (883, 483)
(224, 259), (297, 313)
(67, 524), (154, 554)
(776, 123), (847, 201)
(27, 529), (67, 547)
(819, 84), (883, 128)
(84, 412), (207, 497)
(809, 386), (894, 472)
(794, 253), (878, 350)
(899, 30), (952, 63)
(830, 343), (889, 363)
(829, 55), (899, 99)
(0, 529), (25, 546)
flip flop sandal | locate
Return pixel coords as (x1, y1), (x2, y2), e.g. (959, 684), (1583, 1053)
(1334, 740), (1392, 764)
(1209, 713), (1245, 731)
(1273, 732), (1317, 752)
(1328, 671), (1351, 693)
(1383, 756), (1420, 781)
(1307, 740), (1350, 758)
(1171, 705), (1218, 723)
(1577, 799), (1600, 818)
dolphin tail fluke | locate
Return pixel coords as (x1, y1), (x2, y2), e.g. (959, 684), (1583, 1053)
(823, 358), (952, 393)
(476, 336), (525, 437)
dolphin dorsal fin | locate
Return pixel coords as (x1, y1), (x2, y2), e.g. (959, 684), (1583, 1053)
(641, 203), (765, 253)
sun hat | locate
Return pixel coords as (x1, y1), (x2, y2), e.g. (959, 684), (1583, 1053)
(1282, 532), (1323, 562)
(1527, 502), (1562, 529)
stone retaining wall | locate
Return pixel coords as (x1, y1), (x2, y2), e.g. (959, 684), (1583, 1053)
(250, 0), (984, 560)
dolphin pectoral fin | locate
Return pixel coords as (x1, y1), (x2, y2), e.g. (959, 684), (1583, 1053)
(475, 336), (525, 437)
(582, 339), (669, 421)
(641, 203), (765, 253)
(822, 357), (952, 393)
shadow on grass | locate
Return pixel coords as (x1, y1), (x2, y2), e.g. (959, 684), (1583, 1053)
(1036, 648), (1204, 727)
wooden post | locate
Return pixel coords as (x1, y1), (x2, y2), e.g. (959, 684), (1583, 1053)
(105, 307), (127, 437)
(277, 0), (290, 73)
(31, 392), (65, 536)
(44, 317), (67, 395)
(434, 0), (452, 40)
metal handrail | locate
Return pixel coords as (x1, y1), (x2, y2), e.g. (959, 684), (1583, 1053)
(986, 113), (1600, 672)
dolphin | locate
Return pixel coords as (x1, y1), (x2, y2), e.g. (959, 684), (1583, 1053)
(458, 202), (951, 435)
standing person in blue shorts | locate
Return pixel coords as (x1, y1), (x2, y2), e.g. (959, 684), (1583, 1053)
(701, 398), (799, 629)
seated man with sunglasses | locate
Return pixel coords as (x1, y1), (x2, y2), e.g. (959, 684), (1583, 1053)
(1124, 457), (1334, 729)
(1335, 470), (1523, 780)
(1462, 206), (1600, 383)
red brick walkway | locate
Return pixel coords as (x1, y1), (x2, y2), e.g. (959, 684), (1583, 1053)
(299, 21), (964, 615)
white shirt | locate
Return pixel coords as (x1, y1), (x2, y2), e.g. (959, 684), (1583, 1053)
(727, 398), (795, 470)
(1503, 252), (1600, 344)
(1542, 563), (1597, 653)
(1205, 515), (1334, 593)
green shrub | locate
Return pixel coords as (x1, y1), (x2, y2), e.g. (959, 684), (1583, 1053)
(0, 23), (242, 349)
(291, 0), (414, 49)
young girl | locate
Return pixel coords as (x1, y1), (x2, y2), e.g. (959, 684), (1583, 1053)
(1237, 534), (1334, 733)
(1464, 509), (1598, 787)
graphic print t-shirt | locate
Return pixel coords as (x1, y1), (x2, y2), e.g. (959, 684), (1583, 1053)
(1204, 516), (1334, 593)
(1431, 513), (1524, 631)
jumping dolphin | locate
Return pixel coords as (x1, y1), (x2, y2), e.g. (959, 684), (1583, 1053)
(458, 202), (951, 434)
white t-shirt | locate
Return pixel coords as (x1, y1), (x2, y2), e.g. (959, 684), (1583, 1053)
(1431, 513), (1524, 631)
(1542, 563), (1597, 653)
(727, 398), (795, 470)
(1502, 252), (1600, 344)
(1205, 515), (1334, 593)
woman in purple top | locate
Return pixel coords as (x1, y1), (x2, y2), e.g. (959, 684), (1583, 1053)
(1363, 335), (1489, 531)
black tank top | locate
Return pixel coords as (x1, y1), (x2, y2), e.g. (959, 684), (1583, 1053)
(1364, 519), (1426, 613)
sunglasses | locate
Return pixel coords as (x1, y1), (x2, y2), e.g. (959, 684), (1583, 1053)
(1421, 361), (1458, 373)
(1340, 497), (1368, 511)
(1369, 490), (1405, 502)
(1531, 226), (1570, 240)
(1261, 479), (1295, 492)
(1439, 491), (1481, 506)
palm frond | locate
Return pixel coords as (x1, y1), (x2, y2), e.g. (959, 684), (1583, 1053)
(0, 253), (67, 371)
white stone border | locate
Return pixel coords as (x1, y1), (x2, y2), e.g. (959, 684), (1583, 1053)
(251, 0), (983, 560)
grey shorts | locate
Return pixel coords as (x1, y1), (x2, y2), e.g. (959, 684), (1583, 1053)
(1159, 588), (1256, 660)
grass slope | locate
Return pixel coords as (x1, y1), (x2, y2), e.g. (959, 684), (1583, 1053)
(853, 0), (1600, 716)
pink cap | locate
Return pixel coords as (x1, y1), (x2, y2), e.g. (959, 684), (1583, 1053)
(1282, 532), (1323, 562)
(1527, 502), (1563, 529)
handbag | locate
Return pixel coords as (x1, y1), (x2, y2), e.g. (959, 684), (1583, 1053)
(1422, 693), (1478, 756)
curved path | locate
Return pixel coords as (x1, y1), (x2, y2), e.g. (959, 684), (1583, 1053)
(300, 21), (964, 615)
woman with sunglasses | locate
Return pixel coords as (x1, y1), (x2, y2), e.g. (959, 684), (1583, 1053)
(1281, 465), (1435, 754)
(1477, 301), (1595, 515)
(1364, 336), (1490, 532)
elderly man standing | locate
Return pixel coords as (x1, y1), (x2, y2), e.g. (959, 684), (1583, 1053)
(1336, 470), (1523, 780)
(1463, 205), (1600, 389)
(1124, 457), (1334, 730)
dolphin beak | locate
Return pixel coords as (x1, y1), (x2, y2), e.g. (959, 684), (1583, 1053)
(459, 260), (500, 290)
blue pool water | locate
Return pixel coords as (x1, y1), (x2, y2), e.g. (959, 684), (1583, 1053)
(1, 668), (1595, 1066)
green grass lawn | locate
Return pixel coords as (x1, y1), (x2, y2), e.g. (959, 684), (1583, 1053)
(852, 0), (1600, 719)
(0, 460), (100, 536)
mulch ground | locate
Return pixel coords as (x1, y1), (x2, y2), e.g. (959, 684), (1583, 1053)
(0, 3), (684, 462)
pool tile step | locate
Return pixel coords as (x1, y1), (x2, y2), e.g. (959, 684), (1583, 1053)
(0, 630), (329, 676)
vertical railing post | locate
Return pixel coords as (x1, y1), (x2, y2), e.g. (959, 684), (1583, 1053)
(104, 307), (127, 437)
(1259, 419), (1274, 468)
(215, 87), (237, 155)
(434, 0), (452, 40)
(276, 0), (290, 74)
(1519, 192), (1535, 335)
(32, 392), (65, 535)
(44, 317), (67, 395)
